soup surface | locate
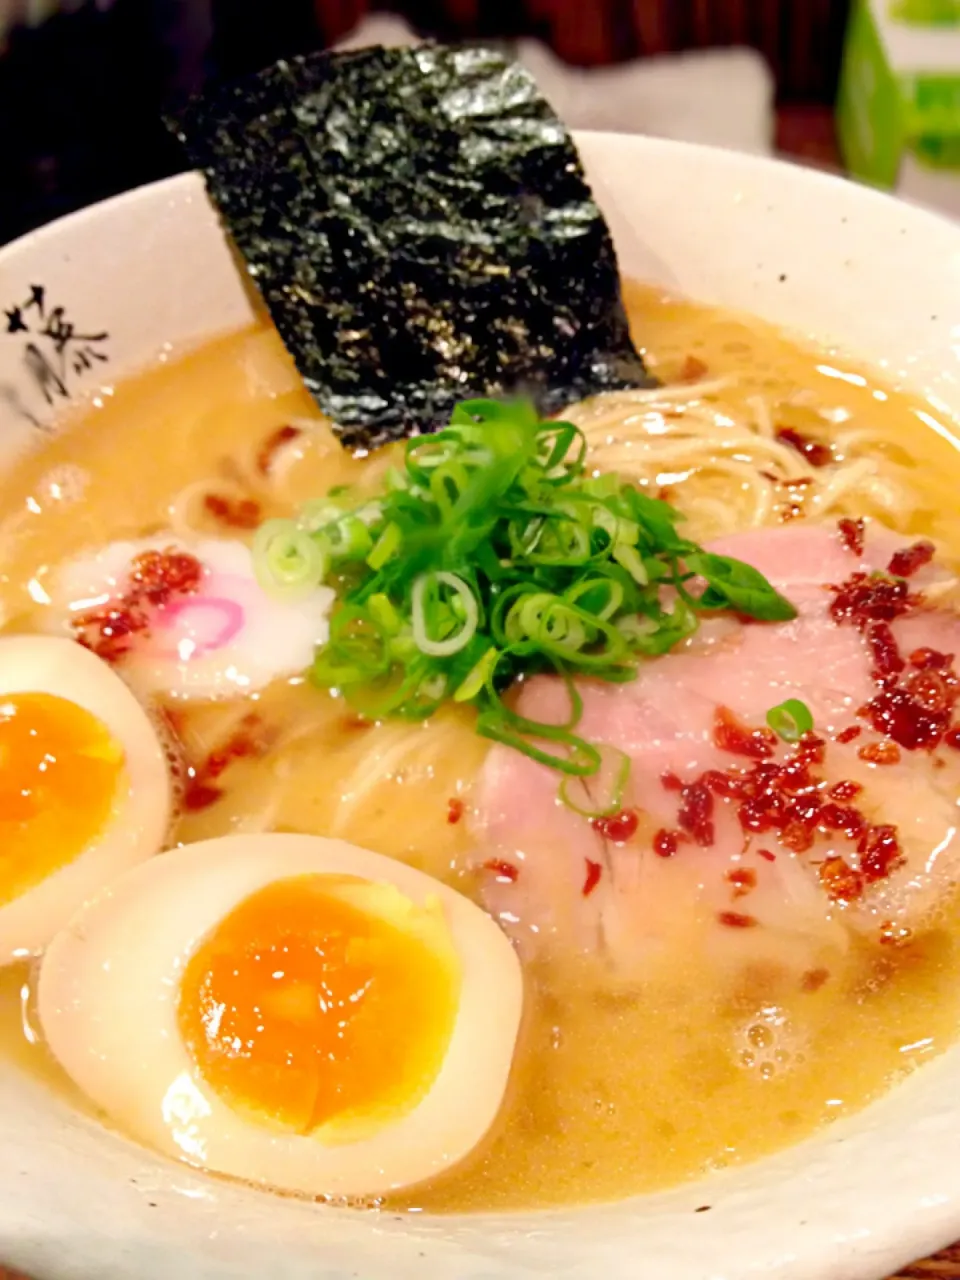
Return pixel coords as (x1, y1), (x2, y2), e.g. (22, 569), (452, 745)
(2, 286), (960, 1211)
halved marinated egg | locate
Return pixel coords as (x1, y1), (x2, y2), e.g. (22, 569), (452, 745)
(0, 635), (170, 963)
(45, 536), (332, 699)
(37, 833), (523, 1198)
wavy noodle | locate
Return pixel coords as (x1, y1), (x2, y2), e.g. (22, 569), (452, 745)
(565, 379), (920, 542)
(164, 368), (923, 551)
(327, 715), (478, 842)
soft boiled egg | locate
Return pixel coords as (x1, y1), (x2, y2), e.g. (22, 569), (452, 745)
(37, 833), (523, 1198)
(0, 635), (170, 963)
(44, 536), (332, 700)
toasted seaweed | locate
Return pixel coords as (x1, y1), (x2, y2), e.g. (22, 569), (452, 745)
(169, 45), (653, 450)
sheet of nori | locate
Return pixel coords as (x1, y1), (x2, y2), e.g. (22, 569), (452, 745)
(168, 45), (653, 451)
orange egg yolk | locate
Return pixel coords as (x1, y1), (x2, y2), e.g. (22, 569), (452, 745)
(178, 874), (461, 1136)
(0, 692), (125, 908)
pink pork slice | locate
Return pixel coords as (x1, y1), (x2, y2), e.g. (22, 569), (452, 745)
(472, 522), (960, 985)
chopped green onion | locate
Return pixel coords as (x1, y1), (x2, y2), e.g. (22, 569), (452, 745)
(367, 521), (402, 570)
(297, 499), (343, 532)
(368, 592), (403, 635)
(612, 543), (649, 585)
(453, 646), (499, 702)
(766, 698), (814, 743)
(559, 748), (631, 818)
(684, 551), (796, 622)
(319, 515), (373, 560)
(247, 396), (800, 779)
(411, 571), (479, 657)
(252, 518), (327, 601)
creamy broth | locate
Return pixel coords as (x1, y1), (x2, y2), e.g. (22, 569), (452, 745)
(2, 288), (960, 1211)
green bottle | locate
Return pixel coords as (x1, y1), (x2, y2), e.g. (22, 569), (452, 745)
(891, 0), (960, 25)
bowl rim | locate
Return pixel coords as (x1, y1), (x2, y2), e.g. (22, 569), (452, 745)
(3, 130), (960, 1280)
(5, 123), (960, 276)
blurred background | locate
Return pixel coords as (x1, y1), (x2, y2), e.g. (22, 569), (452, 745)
(0, 0), (855, 247)
(4, 0), (959, 247)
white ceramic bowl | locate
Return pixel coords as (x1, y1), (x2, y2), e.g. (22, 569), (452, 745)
(2, 133), (960, 1280)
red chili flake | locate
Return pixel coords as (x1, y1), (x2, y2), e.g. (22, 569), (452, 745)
(702, 768), (749, 799)
(203, 492), (262, 530)
(739, 791), (784, 836)
(653, 829), (679, 858)
(865, 621), (905, 678)
(181, 713), (272, 811)
(838, 517), (865, 557)
(906, 669), (955, 713)
(792, 790), (825, 819)
(858, 739), (902, 765)
(780, 819), (817, 853)
(131, 548), (203, 601)
(945, 728), (960, 750)
(669, 704), (909, 898)
(447, 797), (464, 825)
(818, 803), (866, 838)
(829, 779), (863, 802)
(582, 858), (603, 897)
(910, 648), (952, 670)
(713, 706), (777, 760)
(726, 867), (757, 898)
(678, 782), (715, 847)
(256, 424), (302, 473)
(819, 855), (865, 903)
(483, 858), (519, 883)
(183, 781), (224, 812)
(797, 732), (827, 765)
(859, 824), (904, 883)
(592, 808), (640, 843)
(198, 713), (269, 787)
(660, 770), (683, 792)
(774, 758), (815, 796)
(827, 565), (960, 751)
(74, 605), (144, 664)
(340, 714), (373, 731)
(836, 725), (862, 744)
(862, 686), (951, 750)
(679, 354), (708, 382)
(800, 967), (830, 993)
(879, 920), (913, 947)
(888, 541), (935, 579)
(779, 501), (805, 525)
(829, 571), (917, 627)
(73, 547), (203, 663)
(717, 911), (758, 929)
(775, 426), (833, 468)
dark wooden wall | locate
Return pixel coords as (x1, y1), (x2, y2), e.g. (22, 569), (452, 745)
(304, 0), (852, 102)
(0, 0), (852, 246)
(210, 1), (852, 104)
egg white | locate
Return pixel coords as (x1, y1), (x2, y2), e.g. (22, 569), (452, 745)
(37, 833), (523, 1198)
(0, 636), (170, 963)
(47, 536), (333, 700)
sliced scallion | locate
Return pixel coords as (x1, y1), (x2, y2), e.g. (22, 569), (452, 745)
(252, 518), (327, 601)
(411, 571), (479, 657)
(248, 397), (797, 781)
(766, 698), (814, 742)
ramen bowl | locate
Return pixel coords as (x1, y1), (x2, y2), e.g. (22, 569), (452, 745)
(2, 133), (960, 1280)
